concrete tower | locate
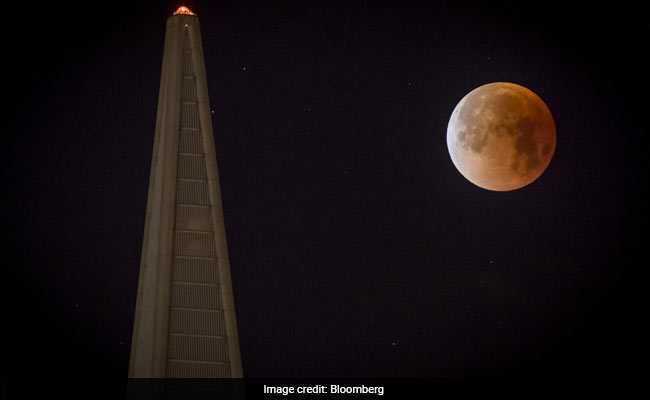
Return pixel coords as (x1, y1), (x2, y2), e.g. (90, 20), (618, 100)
(129, 6), (243, 378)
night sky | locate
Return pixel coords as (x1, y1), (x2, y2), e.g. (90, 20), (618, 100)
(6, 0), (647, 382)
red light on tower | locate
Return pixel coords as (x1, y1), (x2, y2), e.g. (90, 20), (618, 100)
(173, 6), (195, 16)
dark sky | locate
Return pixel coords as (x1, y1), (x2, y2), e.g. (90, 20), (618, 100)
(6, 0), (647, 382)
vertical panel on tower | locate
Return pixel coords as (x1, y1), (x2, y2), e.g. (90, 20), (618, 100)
(166, 28), (231, 378)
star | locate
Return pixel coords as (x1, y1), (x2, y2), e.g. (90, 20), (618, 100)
(241, 65), (247, 71)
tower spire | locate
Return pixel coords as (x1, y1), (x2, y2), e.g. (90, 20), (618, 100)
(129, 7), (243, 378)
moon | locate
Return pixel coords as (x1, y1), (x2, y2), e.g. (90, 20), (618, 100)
(446, 82), (556, 191)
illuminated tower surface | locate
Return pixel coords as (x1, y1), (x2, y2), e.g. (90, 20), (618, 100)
(129, 6), (243, 378)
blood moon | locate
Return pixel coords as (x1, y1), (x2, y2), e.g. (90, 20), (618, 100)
(446, 82), (556, 191)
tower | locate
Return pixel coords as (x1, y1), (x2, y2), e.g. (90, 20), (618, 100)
(129, 6), (243, 378)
